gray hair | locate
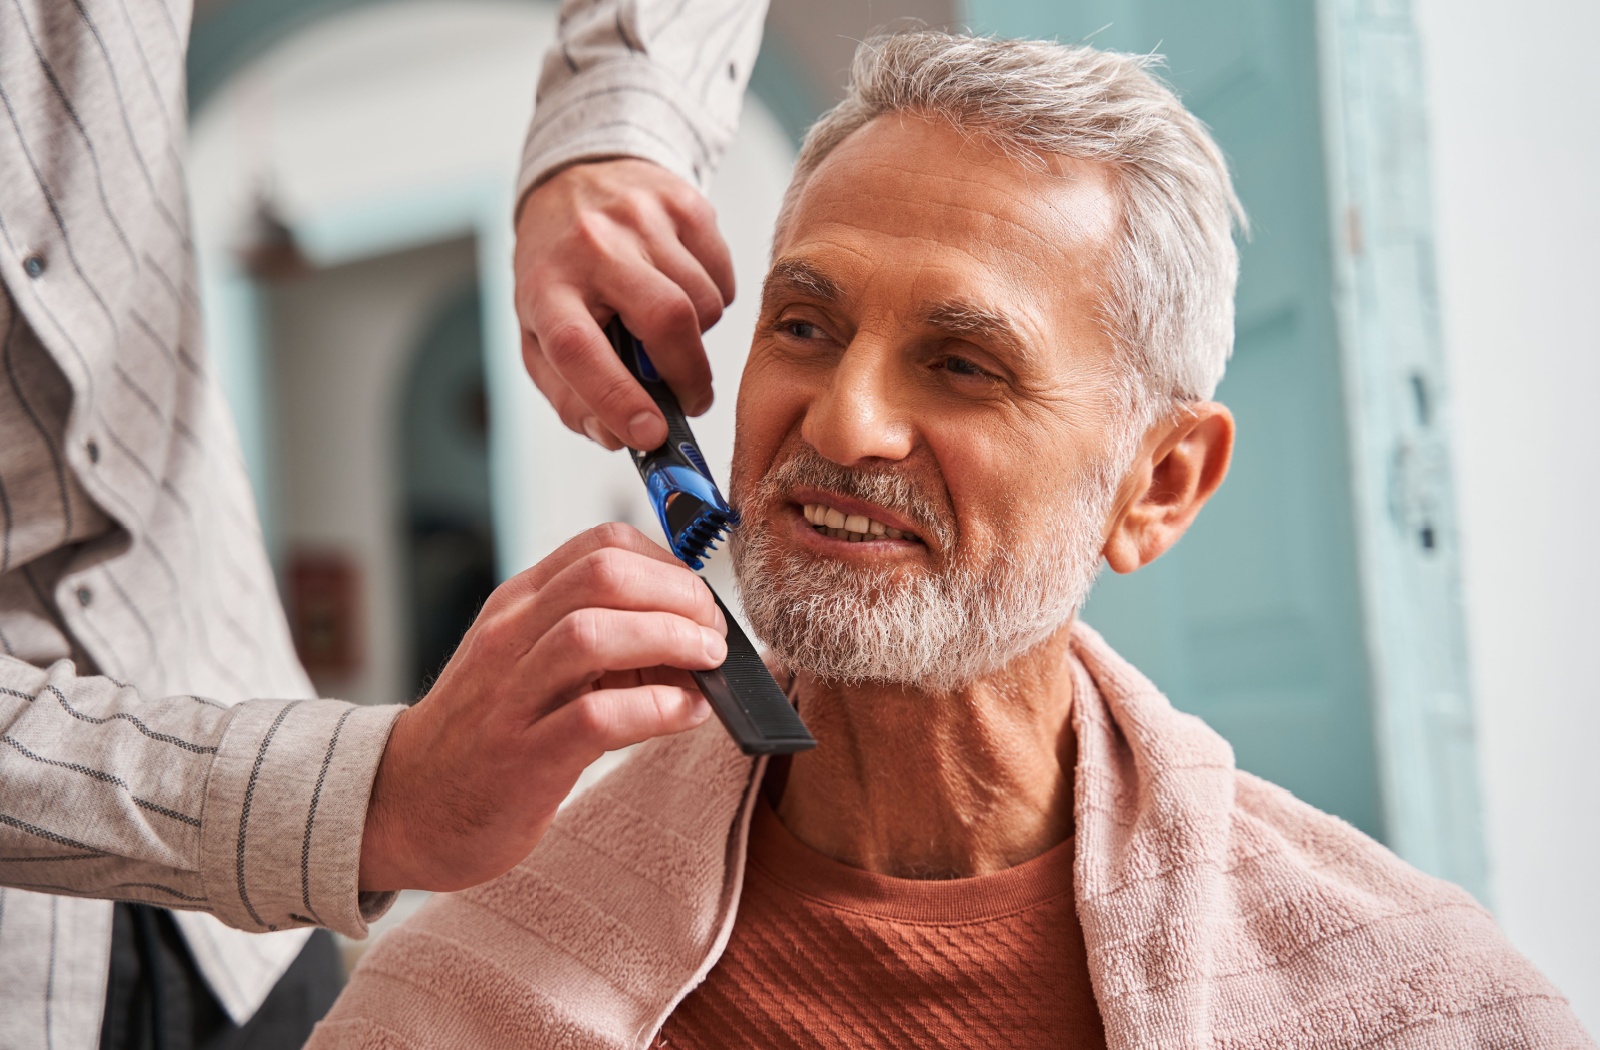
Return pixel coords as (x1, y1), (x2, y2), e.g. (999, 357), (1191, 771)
(775, 31), (1246, 409)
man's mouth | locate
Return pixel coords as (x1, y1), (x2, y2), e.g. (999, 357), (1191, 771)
(801, 502), (922, 544)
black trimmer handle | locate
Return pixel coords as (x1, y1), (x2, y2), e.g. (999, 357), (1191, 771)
(691, 586), (816, 756)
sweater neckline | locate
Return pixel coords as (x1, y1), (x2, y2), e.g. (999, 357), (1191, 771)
(744, 795), (1075, 926)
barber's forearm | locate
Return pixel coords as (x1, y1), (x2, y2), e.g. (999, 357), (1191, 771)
(520, 0), (770, 201)
(0, 655), (402, 938)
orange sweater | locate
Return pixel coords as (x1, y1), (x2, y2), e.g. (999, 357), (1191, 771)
(659, 798), (1105, 1048)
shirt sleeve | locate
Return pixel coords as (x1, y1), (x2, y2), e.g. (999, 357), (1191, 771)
(519, 0), (771, 203)
(0, 655), (403, 938)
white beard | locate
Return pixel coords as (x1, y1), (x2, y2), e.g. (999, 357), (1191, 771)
(730, 446), (1126, 691)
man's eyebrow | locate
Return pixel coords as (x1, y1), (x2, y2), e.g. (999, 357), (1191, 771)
(761, 258), (844, 307)
(923, 300), (1033, 360)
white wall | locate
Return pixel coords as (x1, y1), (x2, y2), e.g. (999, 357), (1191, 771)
(1412, 0), (1600, 1028)
(189, 2), (553, 242)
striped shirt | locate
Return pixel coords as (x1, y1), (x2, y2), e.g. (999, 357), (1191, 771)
(0, 0), (763, 1046)
(521, 0), (768, 197)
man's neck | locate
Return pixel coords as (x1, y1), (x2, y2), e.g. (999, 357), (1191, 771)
(774, 628), (1079, 880)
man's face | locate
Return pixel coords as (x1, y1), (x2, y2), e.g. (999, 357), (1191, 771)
(729, 114), (1137, 688)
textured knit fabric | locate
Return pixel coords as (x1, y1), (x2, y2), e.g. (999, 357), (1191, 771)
(0, 3), (406, 1045)
(518, 0), (769, 199)
(310, 622), (1593, 1050)
(656, 796), (1106, 1048)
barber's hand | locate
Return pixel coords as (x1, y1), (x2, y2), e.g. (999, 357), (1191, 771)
(358, 524), (724, 893)
(514, 158), (735, 451)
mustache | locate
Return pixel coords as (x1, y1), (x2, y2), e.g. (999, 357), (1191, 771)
(745, 446), (956, 550)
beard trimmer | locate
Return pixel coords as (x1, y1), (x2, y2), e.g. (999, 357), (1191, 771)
(606, 317), (816, 756)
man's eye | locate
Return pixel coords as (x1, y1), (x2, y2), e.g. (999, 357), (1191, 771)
(784, 321), (822, 340)
(939, 356), (989, 378)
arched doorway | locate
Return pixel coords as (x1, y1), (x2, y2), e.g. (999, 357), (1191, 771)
(399, 284), (497, 697)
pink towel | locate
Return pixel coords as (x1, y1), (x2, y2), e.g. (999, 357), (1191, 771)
(312, 623), (1592, 1048)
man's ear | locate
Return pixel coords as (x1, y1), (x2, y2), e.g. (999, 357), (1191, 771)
(1103, 402), (1234, 574)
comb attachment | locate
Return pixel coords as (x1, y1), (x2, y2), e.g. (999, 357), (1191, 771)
(648, 470), (736, 570)
(608, 318), (738, 569)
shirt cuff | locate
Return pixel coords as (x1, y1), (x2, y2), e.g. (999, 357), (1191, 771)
(518, 57), (733, 206)
(199, 699), (404, 938)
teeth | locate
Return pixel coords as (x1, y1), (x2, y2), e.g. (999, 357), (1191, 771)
(801, 503), (915, 543)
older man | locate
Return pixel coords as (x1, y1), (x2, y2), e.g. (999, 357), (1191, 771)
(311, 32), (1591, 1049)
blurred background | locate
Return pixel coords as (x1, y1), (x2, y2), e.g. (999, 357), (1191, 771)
(185, 0), (1599, 1027)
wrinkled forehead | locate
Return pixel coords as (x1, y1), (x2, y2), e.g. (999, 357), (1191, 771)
(779, 115), (1121, 264)
(769, 113), (1122, 325)
(761, 115), (1122, 370)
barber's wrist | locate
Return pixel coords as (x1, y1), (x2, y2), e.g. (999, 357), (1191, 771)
(358, 706), (421, 893)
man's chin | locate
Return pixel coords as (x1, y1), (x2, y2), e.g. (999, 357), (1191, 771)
(735, 547), (1095, 693)
(733, 566), (997, 690)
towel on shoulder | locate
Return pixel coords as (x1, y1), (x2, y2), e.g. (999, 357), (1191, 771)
(310, 623), (1593, 1050)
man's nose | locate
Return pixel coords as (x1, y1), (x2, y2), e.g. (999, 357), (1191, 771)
(800, 338), (914, 467)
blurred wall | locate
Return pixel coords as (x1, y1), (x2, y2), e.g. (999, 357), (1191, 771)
(267, 239), (478, 708)
(763, 0), (957, 114)
(1413, 0), (1600, 1028)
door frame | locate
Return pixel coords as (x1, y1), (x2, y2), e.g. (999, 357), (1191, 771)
(1315, 0), (1489, 899)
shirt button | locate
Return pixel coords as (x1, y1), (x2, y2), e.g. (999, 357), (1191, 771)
(86, 439), (100, 464)
(76, 586), (93, 608)
(23, 255), (46, 278)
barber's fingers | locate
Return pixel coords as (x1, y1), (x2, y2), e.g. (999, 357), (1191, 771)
(481, 524), (683, 618)
(667, 190), (736, 307)
(528, 284), (673, 450)
(537, 683), (712, 769)
(554, 548), (721, 631)
(514, 159), (737, 447)
(595, 255), (717, 422)
(518, 608), (727, 711)
(532, 237), (723, 436)
(521, 330), (624, 450)
(643, 232), (727, 340)
(597, 665), (704, 694)
(519, 545), (725, 642)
